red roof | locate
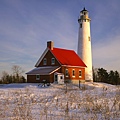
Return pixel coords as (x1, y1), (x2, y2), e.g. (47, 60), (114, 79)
(51, 47), (86, 67)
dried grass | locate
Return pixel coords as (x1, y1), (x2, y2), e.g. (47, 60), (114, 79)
(0, 84), (119, 120)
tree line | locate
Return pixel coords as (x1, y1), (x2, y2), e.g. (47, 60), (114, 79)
(93, 68), (120, 85)
(0, 65), (26, 84)
(0, 65), (120, 85)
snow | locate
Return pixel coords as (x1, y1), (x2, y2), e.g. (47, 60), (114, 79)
(0, 82), (120, 120)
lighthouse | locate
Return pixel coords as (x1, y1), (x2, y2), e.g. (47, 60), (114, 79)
(77, 8), (93, 82)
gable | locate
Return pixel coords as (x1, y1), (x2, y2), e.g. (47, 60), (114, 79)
(35, 48), (49, 67)
(35, 48), (61, 67)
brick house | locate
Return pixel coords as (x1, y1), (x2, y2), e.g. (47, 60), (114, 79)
(26, 41), (86, 84)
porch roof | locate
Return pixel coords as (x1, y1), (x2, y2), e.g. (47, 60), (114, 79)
(26, 66), (60, 75)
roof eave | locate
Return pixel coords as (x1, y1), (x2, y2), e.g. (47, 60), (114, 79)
(61, 65), (87, 68)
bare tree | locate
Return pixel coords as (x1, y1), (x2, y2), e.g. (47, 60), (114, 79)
(1, 71), (9, 83)
(12, 65), (25, 83)
(0, 65), (26, 83)
(12, 65), (24, 76)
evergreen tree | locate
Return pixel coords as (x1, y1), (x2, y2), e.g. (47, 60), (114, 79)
(108, 70), (115, 84)
(97, 68), (108, 83)
(114, 71), (119, 85)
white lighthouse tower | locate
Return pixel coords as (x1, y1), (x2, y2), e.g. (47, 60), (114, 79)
(77, 8), (93, 82)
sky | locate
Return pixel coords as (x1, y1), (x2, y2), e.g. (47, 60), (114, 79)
(0, 0), (120, 78)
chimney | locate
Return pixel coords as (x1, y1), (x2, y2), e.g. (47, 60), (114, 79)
(47, 41), (54, 50)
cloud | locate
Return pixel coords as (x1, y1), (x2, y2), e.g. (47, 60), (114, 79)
(93, 34), (120, 72)
(90, 0), (120, 72)
(0, 0), (78, 78)
(1, 0), (120, 78)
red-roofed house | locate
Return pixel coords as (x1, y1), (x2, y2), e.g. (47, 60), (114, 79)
(26, 41), (86, 84)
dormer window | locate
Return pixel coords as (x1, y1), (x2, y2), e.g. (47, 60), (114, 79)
(51, 58), (55, 65)
(43, 58), (47, 65)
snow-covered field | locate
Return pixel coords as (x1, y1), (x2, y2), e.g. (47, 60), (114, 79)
(0, 82), (120, 120)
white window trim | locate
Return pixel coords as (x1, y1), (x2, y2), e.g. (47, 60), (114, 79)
(65, 69), (69, 77)
(36, 74), (40, 80)
(72, 69), (75, 78)
(79, 70), (82, 78)
(43, 58), (47, 65)
(51, 58), (55, 65)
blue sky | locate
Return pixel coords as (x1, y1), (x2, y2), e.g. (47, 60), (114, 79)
(0, 0), (120, 77)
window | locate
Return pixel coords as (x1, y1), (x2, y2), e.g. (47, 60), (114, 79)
(79, 70), (82, 78)
(80, 23), (82, 28)
(55, 75), (57, 82)
(60, 76), (63, 79)
(43, 58), (47, 65)
(88, 36), (91, 41)
(36, 74), (40, 80)
(65, 69), (69, 77)
(51, 58), (55, 65)
(72, 69), (75, 77)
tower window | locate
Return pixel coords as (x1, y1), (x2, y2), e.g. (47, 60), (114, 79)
(80, 24), (82, 28)
(43, 58), (47, 65)
(51, 58), (55, 65)
(88, 36), (91, 41)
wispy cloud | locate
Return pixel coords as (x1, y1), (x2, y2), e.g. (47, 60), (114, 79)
(0, 0), (78, 77)
(0, 0), (120, 78)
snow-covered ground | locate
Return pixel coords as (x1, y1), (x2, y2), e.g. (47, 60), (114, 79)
(0, 82), (120, 120)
